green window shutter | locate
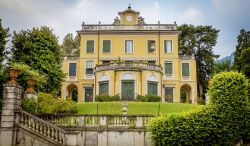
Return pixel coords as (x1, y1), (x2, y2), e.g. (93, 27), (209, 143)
(182, 63), (190, 76)
(165, 62), (172, 74)
(147, 81), (158, 95)
(87, 40), (94, 53)
(165, 87), (173, 102)
(103, 40), (111, 53)
(69, 63), (76, 76)
(99, 82), (109, 95)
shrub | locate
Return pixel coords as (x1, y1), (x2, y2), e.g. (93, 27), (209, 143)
(150, 71), (250, 145)
(136, 95), (147, 102)
(55, 98), (77, 114)
(145, 94), (161, 102)
(95, 94), (120, 102)
(21, 98), (37, 114)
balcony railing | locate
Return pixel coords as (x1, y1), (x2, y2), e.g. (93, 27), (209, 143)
(81, 24), (177, 31)
(179, 55), (195, 60)
(95, 62), (162, 73)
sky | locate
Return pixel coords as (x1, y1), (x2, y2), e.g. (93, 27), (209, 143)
(0, 0), (250, 58)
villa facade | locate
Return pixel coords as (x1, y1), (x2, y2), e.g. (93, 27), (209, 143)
(61, 6), (197, 103)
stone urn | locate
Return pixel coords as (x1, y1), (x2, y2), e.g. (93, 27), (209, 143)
(121, 102), (128, 115)
(25, 79), (36, 94)
(8, 68), (19, 86)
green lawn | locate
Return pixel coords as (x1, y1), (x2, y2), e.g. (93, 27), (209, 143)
(77, 102), (203, 115)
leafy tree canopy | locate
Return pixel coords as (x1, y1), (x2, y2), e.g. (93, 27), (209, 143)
(233, 29), (250, 78)
(213, 59), (231, 74)
(10, 26), (65, 93)
(61, 33), (80, 57)
(178, 24), (219, 99)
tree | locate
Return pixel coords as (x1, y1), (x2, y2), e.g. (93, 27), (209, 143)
(213, 59), (231, 74)
(178, 24), (219, 99)
(61, 33), (80, 56)
(233, 29), (250, 78)
(10, 26), (65, 93)
(0, 19), (10, 85)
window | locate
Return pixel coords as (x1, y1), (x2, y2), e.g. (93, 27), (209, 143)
(165, 87), (173, 102)
(103, 40), (111, 53)
(164, 40), (172, 53)
(86, 61), (94, 75)
(182, 63), (190, 76)
(69, 63), (76, 76)
(125, 40), (133, 54)
(102, 60), (110, 65)
(99, 81), (109, 95)
(165, 61), (173, 75)
(86, 40), (94, 53)
(148, 40), (156, 53)
(147, 81), (158, 95)
(148, 61), (156, 65)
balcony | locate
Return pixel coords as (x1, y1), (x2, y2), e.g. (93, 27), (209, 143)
(95, 62), (162, 73)
(179, 55), (195, 60)
(80, 24), (177, 31)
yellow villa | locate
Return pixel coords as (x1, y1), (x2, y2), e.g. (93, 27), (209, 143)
(61, 6), (197, 103)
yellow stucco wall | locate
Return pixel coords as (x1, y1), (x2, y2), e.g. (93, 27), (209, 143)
(61, 7), (198, 104)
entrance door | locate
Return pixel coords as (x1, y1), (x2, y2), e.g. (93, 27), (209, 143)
(85, 87), (93, 102)
(121, 80), (134, 100)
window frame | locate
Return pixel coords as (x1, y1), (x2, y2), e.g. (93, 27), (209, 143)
(86, 40), (95, 53)
(68, 63), (77, 77)
(124, 40), (134, 54)
(102, 40), (111, 53)
(164, 61), (173, 75)
(182, 63), (190, 77)
(147, 40), (156, 53)
(147, 81), (158, 96)
(165, 87), (174, 102)
(164, 40), (173, 53)
(85, 60), (94, 75)
(99, 81), (109, 95)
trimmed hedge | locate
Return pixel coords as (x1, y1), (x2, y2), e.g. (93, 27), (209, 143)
(150, 71), (250, 145)
(137, 94), (161, 102)
(95, 94), (120, 102)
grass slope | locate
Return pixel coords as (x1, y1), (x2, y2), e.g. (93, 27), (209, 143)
(77, 102), (203, 115)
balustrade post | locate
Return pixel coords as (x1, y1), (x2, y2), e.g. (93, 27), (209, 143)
(135, 116), (143, 128)
(99, 116), (107, 126)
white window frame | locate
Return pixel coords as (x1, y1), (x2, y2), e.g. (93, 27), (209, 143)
(85, 60), (94, 78)
(124, 40), (134, 54)
(164, 40), (173, 53)
(85, 40), (95, 53)
(181, 62), (190, 80)
(147, 40), (156, 54)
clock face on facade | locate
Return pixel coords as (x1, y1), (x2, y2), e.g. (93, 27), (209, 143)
(126, 15), (132, 21)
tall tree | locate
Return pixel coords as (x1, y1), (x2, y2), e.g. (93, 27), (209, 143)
(233, 29), (250, 78)
(178, 24), (219, 99)
(10, 26), (65, 93)
(0, 19), (10, 84)
(61, 33), (80, 56)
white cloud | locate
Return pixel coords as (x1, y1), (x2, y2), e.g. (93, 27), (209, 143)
(182, 7), (203, 24)
(140, 1), (160, 23)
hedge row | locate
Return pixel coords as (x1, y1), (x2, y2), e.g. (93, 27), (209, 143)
(95, 94), (120, 102)
(150, 71), (250, 145)
(137, 94), (161, 102)
(22, 92), (77, 114)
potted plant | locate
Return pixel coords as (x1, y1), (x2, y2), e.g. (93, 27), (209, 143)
(8, 68), (19, 86)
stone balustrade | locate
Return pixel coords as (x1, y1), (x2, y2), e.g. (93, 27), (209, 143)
(17, 111), (66, 144)
(36, 114), (154, 128)
(81, 24), (177, 31)
(95, 62), (162, 73)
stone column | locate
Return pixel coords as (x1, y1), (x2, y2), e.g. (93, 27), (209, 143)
(0, 84), (22, 146)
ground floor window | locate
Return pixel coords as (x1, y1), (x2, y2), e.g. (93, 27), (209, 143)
(165, 87), (173, 102)
(147, 81), (158, 95)
(121, 80), (135, 100)
(99, 81), (109, 95)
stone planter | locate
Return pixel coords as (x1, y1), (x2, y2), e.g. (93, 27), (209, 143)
(8, 68), (19, 86)
(25, 79), (36, 94)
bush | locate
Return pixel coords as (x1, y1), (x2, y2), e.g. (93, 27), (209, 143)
(136, 95), (147, 102)
(150, 71), (250, 145)
(145, 94), (161, 102)
(137, 94), (161, 102)
(21, 92), (78, 114)
(21, 98), (37, 114)
(95, 94), (120, 102)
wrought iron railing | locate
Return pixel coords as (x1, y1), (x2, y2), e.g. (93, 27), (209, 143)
(81, 24), (177, 31)
(36, 114), (154, 128)
(95, 62), (162, 73)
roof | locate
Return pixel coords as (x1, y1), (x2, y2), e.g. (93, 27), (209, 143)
(118, 6), (140, 15)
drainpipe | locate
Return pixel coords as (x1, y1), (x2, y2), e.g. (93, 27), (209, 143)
(114, 71), (116, 95)
(98, 21), (101, 64)
(140, 71), (142, 95)
(158, 21), (161, 65)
